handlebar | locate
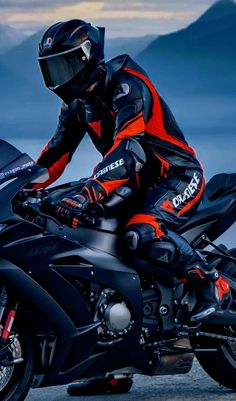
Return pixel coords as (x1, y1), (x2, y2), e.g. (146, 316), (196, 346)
(14, 185), (133, 228)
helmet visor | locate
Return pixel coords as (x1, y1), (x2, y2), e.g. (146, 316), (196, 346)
(38, 40), (92, 90)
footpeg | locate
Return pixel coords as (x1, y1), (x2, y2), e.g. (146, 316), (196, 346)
(190, 306), (217, 322)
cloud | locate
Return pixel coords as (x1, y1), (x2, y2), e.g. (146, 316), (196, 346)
(102, 0), (214, 11)
(0, 0), (218, 37)
(0, 1), (196, 23)
(0, 0), (79, 9)
(97, 17), (191, 38)
(101, 0), (220, 18)
(0, 0), (217, 11)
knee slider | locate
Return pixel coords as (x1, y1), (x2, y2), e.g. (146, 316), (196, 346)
(125, 223), (156, 252)
(147, 241), (176, 265)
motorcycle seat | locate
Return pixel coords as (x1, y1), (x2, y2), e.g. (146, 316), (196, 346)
(178, 197), (235, 234)
(205, 173), (236, 201)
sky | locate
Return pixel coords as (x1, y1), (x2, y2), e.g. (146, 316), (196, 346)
(0, 0), (222, 38)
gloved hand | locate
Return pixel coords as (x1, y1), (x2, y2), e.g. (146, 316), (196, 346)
(55, 193), (89, 228)
(54, 179), (107, 228)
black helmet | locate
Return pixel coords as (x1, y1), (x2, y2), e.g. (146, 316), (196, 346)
(38, 19), (105, 102)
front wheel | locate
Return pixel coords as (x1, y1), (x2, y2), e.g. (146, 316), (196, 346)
(0, 325), (34, 401)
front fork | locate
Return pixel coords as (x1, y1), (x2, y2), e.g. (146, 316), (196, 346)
(0, 285), (22, 365)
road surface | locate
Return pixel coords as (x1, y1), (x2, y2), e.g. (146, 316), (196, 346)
(26, 360), (236, 401)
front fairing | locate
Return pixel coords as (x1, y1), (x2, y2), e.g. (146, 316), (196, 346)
(0, 139), (48, 223)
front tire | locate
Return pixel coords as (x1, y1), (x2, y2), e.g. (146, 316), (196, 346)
(0, 325), (34, 401)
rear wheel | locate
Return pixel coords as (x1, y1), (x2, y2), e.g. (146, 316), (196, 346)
(0, 325), (34, 401)
(192, 332), (236, 390)
(217, 247), (236, 278)
(191, 248), (236, 390)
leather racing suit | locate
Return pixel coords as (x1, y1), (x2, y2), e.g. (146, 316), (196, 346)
(34, 54), (230, 321)
(35, 54), (204, 227)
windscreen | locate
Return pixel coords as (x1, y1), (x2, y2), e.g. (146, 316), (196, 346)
(0, 140), (35, 185)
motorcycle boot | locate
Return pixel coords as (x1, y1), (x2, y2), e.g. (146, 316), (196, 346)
(184, 252), (231, 322)
(144, 231), (231, 322)
(125, 225), (231, 322)
(159, 231), (232, 322)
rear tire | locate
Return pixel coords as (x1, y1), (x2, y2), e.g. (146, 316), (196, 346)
(0, 325), (34, 401)
(191, 247), (236, 390)
(217, 247), (236, 277)
(67, 377), (133, 396)
(192, 335), (236, 390)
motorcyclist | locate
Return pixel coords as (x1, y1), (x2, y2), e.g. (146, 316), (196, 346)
(35, 19), (230, 324)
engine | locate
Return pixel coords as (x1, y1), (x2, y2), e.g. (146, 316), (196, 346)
(142, 288), (160, 333)
(93, 286), (161, 347)
(94, 289), (133, 345)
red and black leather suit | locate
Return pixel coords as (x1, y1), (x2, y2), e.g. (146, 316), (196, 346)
(35, 55), (205, 269)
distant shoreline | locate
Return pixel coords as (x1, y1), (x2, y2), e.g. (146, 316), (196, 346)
(0, 129), (235, 141)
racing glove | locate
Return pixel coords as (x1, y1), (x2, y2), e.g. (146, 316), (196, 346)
(55, 193), (89, 228)
(56, 179), (106, 228)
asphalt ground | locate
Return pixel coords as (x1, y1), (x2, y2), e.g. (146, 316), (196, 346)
(26, 360), (236, 401)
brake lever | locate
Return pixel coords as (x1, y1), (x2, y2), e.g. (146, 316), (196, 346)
(26, 203), (64, 230)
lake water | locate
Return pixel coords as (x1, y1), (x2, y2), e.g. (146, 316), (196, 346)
(5, 134), (236, 248)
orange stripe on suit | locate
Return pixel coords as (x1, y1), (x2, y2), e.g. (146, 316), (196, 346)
(126, 213), (165, 238)
(123, 68), (196, 157)
(104, 112), (145, 158)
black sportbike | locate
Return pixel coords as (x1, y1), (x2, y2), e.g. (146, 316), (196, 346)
(0, 139), (236, 401)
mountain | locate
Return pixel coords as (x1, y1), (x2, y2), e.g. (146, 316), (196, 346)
(199, 0), (236, 22)
(0, 24), (26, 54)
(0, 29), (48, 97)
(0, 29), (60, 138)
(135, 0), (236, 131)
(0, 30), (156, 81)
(0, 0), (235, 138)
(105, 35), (157, 60)
(136, 0), (236, 94)
(0, 30), (158, 138)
